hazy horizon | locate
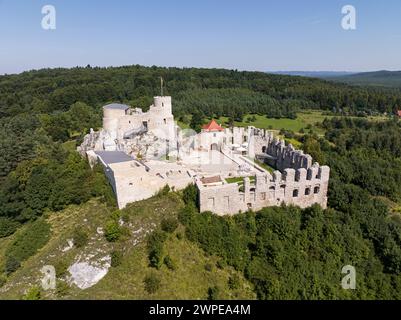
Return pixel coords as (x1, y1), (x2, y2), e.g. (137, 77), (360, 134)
(2, 0), (401, 75)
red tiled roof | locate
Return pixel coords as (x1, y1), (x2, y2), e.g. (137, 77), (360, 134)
(202, 119), (224, 132)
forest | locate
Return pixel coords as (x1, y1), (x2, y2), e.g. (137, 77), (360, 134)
(1, 65), (401, 299)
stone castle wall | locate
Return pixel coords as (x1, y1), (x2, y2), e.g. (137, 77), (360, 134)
(198, 163), (330, 216)
(197, 127), (330, 215)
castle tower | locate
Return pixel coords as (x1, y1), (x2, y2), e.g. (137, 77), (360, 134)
(152, 96), (173, 115)
(147, 96), (175, 141)
(103, 103), (130, 139)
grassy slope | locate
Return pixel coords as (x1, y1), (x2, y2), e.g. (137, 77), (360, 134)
(0, 194), (255, 300)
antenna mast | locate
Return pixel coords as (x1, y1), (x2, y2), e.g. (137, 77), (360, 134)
(160, 76), (164, 96)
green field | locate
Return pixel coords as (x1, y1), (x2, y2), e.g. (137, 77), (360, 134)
(213, 110), (389, 135)
(215, 111), (332, 133)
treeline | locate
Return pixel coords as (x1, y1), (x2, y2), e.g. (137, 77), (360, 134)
(1, 65), (401, 119)
(177, 118), (401, 299)
(174, 88), (300, 122)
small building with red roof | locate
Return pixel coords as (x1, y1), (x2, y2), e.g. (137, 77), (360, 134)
(199, 119), (225, 151)
(202, 119), (224, 132)
(397, 110), (401, 118)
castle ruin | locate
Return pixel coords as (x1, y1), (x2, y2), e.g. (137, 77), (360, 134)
(79, 96), (330, 215)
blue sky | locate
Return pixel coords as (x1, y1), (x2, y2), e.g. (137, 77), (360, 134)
(1, 0), (401, 74)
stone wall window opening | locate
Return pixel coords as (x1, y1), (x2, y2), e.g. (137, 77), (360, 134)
(307, 170), (313, 180)
(213, 133), (217, 137)
(314, 186), (320, 194)
(260, 192), (266, 200)
(293, 189), (299, 197)
(305, 187), (311, 196)
(164, 118), (167, 124)
(269, 186), (275, 191)
(224, 196), (230, 208)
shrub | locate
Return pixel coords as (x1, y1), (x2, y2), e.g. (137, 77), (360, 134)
(164, 255), (176, 271)
(144, 273), (161, 294)
(216, 259), (227, 269)
(157, 184), (171, 197)
(161, 217), (178, 233)
(4, 256), (20, 275)
(5, 219), (51, 268)
(54, 259), (69, 278)
(104, 221), (121, 242)
(204, 263), (213, 272)
(72, 228), (89, 248)
(111, 250), (123, 267)
(0, 275), (6, 288)
(121, 212), (130, 223)
(228, 274), (241, 290)
(182, 184), (198, 206)
(23, 286), (41, 300)
(207, 286), (220, 300)
(147, 230), (167, 269)
(0, 217), (20, 238)
(56, 280), (70, 297)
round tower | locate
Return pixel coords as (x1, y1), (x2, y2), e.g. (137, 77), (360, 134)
(153, 96), (172, 115)
(103, 103), (129, 136)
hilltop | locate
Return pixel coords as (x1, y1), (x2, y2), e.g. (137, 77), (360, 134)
(325, 70), (401, 88)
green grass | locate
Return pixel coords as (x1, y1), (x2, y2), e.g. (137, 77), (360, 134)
(225, 176), (255, 185)
(253, 159), (275, 173)
(216, 110), (331, 133)
(214, 110), (389, 136)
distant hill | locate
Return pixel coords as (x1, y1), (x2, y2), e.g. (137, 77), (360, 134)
(325, 70), (401, 88)
(269, 70), (401, 88)
(269, 71), (356, 78)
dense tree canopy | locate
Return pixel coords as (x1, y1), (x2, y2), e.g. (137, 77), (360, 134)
(1, 65), (401, 298)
